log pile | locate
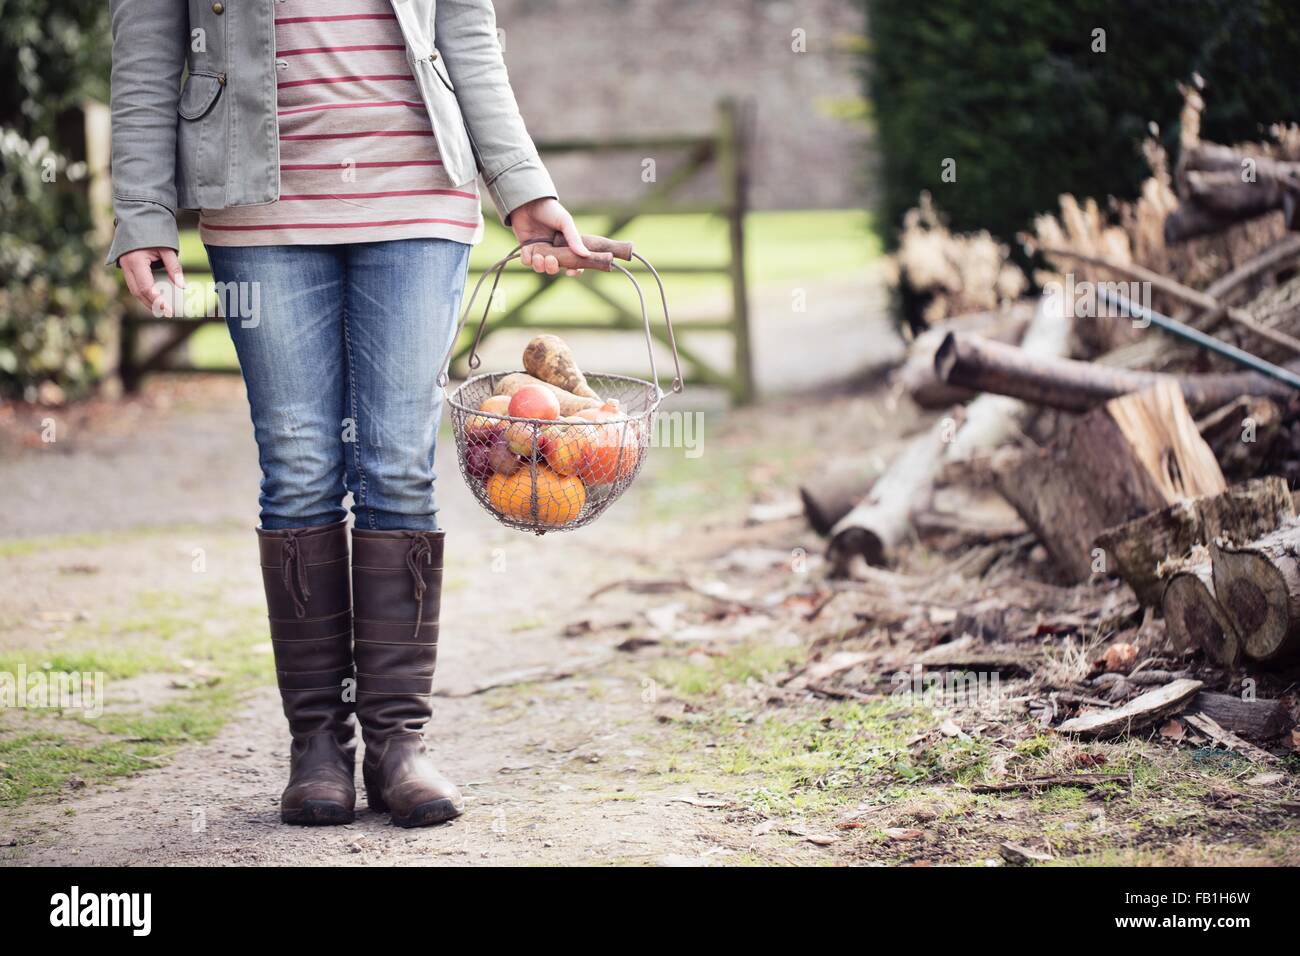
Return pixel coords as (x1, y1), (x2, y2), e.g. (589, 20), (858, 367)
(801, 79), (1300, 757)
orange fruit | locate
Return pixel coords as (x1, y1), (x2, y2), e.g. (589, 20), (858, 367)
(486, 466), (586, 527)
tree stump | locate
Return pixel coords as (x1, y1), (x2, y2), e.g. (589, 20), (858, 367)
(1096, 476), (1294, 606)
(1162, 560), (1241, 667)
(1211, 520), (1300, 664)
(996, 381), (1226, 582)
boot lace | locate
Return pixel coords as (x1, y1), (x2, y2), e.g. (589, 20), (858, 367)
(281, 530), (312, 618)
(406, 533), (434, 638)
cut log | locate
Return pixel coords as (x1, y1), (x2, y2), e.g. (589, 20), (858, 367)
(944, 294), (1071, 461)
(799, 461), (887, 536)
(995, 381), (1226, 582)
(935, 332), (1298, 413)
(1163, 561), (1241, 667)
(828, 419), (948, 571)
(1211, 520), (1300, 664)
(896, 306), (1033, 409)
(1196, 396), (1282, 478)
(1095, 476), (1294, 606)
(1056, 678), (1203, 739)
(1169, 142), (1300, 241)
(1189, 691), (1292, 739)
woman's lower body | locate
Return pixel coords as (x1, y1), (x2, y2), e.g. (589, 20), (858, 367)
(208, 238), (471, 827)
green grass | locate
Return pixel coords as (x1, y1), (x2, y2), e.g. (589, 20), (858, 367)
(650, 641), (806, 699)
(656, 698), (995, 817)
(0, 573), (273, 807)
(180, 209), (877, 370)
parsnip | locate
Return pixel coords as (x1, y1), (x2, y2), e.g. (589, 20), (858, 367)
(492, 372), (602, 416)
(522, 334), (600, 399)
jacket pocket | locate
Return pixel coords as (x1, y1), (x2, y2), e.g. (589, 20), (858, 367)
(430, 54), (455, 93)
(175, 70), (228, 208)
(177, 70), (225, 120)
(412, 55), (477, 187)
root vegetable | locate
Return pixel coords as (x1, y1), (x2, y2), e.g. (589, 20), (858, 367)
(486, 436), (523, 475)
(464, 440), (495, 480)
(573, 399), (623, 422)
(493, 373), (602, 417)
(523, 334), (600, 399)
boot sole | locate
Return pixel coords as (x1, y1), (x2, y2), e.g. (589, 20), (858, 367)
(282, 799), (356, 826)
(390, 798), (464, 828)
(367, 790), (463, 827)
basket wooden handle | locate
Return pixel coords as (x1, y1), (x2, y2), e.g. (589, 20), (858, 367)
(519, 233), (633, 272)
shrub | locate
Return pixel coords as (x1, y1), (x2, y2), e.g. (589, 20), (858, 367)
(0, 0), (113, 400)
(863, 0), (1300, 248)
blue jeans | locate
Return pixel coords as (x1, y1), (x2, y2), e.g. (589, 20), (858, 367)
(206, 239), (471, 532)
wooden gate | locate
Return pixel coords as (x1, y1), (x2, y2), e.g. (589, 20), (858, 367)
(117, 98), (754, 403)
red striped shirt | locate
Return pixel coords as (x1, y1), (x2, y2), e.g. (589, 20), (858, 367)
(201, 0), (482, 248)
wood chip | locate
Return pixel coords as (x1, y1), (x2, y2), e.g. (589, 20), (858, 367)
(1056, 678), (1203, 739)
(1183, 712), (1278, 765)
(883, 827), (925, 841)
(999, 841), (1053, 864)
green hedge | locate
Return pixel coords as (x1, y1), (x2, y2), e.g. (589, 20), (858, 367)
(864, 0), (1300, 248)
(0, 0), (112, 400)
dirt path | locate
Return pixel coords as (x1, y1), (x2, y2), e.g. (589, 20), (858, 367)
(0, 379), (742, 866)
(10, 379), (1290, 868)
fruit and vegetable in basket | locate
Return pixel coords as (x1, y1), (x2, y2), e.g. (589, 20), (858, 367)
(458, 334), (643, 528)
(485, 466), (587, 528)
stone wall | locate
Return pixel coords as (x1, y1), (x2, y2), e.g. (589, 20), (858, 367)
(494, 0), (870, 210)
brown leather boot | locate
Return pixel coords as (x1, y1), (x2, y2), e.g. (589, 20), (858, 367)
(257, 519), (356, 825)
(351, 528), (464, 828)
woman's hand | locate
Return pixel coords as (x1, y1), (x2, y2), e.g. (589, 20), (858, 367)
(120, 248), (186, 317)
(510, 197), (592, 276)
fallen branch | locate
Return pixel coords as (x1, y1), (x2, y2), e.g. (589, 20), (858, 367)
(828, 418), (951, 571)
(936, 332), (1297, 413)
(969, 773), (1128, 794)
(943, 294), (1071, 461)
(1034, 245), (1300, 357)
(1190, 691), (1291, 740)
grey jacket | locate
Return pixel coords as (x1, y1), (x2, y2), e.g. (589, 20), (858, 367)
(105, 0), (556, 265)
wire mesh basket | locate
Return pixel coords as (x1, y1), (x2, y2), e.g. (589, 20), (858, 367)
(443, 239), (682, 534)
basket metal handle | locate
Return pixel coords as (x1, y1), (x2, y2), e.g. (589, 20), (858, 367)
(437, 240), (685, 398)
